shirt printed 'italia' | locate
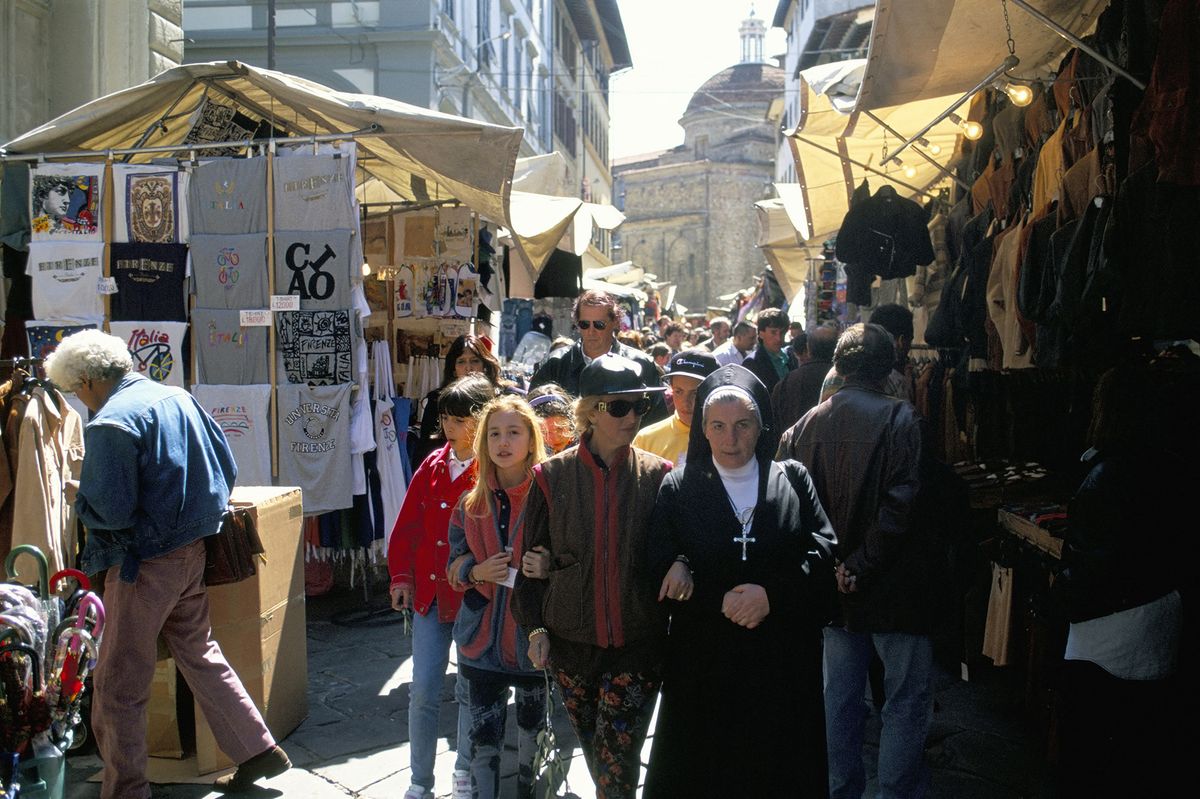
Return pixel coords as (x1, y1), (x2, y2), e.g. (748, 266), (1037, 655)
(191, 307), (270, 385)
(188, 157), (268, 235)
(108, 321), (189, 389)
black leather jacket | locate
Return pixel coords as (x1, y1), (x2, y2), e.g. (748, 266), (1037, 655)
(530, 340), (668, 424)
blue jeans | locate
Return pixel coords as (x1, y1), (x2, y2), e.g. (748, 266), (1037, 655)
(823, 627), (933, 799)
(410, 603), (471, 789)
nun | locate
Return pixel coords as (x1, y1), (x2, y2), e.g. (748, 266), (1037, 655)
(643, 364), (837, 797)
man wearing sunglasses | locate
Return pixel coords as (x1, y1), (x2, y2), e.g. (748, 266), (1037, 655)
(530, 289), (667, 424)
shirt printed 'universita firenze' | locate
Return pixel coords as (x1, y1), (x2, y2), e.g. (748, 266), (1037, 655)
(276, 382), (353, 513)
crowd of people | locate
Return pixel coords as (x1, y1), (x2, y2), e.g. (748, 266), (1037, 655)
(49, 285), (1183, 799)
(386, 290), (946, 799)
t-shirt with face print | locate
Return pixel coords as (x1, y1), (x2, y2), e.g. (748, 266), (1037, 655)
(190, 233), (268, 309)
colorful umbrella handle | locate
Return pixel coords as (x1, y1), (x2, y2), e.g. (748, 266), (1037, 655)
(0, 641), (43, 691)
(74, 593), (105, 640)
(50, 569), (90, 593)
(4, 545), (49, 599)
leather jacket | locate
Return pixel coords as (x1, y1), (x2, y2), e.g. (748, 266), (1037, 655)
(530, 340), (668, 423)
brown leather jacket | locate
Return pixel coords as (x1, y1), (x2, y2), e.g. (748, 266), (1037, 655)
(513, 439), (671, 651)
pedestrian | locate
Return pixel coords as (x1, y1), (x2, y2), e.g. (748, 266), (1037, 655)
(526, 383), (576, 454)
(46, 330), (289, 798)
(742, 308), (796, 395)
(712, 319), (757, 367)
(414, 334), (504, 462)
(701, 315), (731, 351)
(388, 374), (496, 799)
(514, 355), (687, 799)
(643, 364), (837, 797)
(446, 396), (549, 799)
(819, 304), (914, 404)
(633, 349), (719, 467)
(778, 323), (929, 799)
(662, 321), (686, 353)
(772, 323), (839, 435)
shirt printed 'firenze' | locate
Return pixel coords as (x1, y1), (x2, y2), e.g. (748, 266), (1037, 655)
(275, 308), (355, 386)
(277, 382), (353, 514)
(192, 384), (273, 487)
(191, 308), (270, 385)
(273, 229), (354, 310)
(272, 154), (356, 231)
(188, 157), (268, 235)
(189, 233), (268, 309)
(109, 242), (189, 322)
(108, 321), (189, 388)
(25, 242), (105, 320)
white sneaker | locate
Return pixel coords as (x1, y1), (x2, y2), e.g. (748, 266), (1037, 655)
(402, 785), (429, 799)
(451, 769), (472, 799)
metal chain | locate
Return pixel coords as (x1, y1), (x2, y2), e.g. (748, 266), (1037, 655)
(1001, 0), (1016, 55)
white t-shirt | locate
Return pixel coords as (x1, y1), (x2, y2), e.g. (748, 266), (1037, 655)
(1065, 590), (1182, 681)
(26, 242), (105, 321)
(112, 164), (190, 243)
(192, 384), (273, 487)
(108, 321), (189, 388)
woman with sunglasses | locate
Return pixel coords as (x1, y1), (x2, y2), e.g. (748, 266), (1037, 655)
(529, 290), (667, 424)
(513, 355), (691, 799)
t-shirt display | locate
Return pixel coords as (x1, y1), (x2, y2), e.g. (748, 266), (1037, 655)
(25, 242), (105, 321)
(26, 320), (100, 360)
(188, 157), (268, 235)
(112, 165), (189, 243)
(191, 307), (270, 385)
(277, 382), (353, 514)
(272, 154), (356, 231)
(192, 384), (273, 487)
(109, 242), (189, 322)
(108, 321), (189, 388)
(275, 308), (354, 385)
(437, 206), (473, 260)
(30, 163), (103, 242)
(189, 233), (268, 309)
(273, 229), (354, 310)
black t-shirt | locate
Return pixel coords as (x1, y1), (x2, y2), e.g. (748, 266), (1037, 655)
(110, 242), (189, 321)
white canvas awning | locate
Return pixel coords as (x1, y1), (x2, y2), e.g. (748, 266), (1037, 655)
(854, 0), (1104, 111)
(2, 61), (523, 230)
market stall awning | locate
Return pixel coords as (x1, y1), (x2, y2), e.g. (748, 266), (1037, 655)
(2, 60), (523, 232)
(775, 60), (962, 248)
(854, 0), (1104, 111)
(754, 194), (812, 300)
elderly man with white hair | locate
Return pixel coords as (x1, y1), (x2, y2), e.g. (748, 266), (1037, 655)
(45, 329), (289, 798)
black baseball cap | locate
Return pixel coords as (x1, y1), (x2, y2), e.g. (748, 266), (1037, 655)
(579, 355), (667, 397)
(663, 349), (719, 382)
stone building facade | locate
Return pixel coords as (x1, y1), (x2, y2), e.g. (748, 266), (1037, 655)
(1, 0), (184, 143)
(613, 12), (783, 311)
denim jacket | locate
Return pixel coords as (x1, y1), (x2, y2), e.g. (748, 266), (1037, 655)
(75, 373), (237, 581)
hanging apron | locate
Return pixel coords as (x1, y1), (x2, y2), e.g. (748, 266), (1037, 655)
(372, 339), (408, 549)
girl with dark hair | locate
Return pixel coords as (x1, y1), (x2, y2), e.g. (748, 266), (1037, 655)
(415, 334), (503, 462)
(526, 382), (575, 454)
(388, 374), (496, 799)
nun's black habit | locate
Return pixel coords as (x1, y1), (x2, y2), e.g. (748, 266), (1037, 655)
(642, 364), (837, 798)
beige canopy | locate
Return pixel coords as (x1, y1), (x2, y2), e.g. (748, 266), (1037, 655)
(855, 0), (1104, 111)
(3, 60), (523, 246)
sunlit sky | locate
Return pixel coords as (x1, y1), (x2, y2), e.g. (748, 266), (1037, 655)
(609, 1), (788, 160)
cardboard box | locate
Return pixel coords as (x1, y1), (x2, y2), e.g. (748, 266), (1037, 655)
(147, 658), (183, 759)
(148, 486), (308, 776)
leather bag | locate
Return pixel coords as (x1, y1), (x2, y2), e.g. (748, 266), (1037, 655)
(204, 506), (265, 586)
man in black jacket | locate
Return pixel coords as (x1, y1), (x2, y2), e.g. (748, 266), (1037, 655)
(741, 308), (795, 396)
(530, 289), (667, 423)
(777, 323), (930, 799)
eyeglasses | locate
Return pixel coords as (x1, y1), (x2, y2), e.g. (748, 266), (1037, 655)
(596, 396), (652, 418)
(576, 320), (609, 331)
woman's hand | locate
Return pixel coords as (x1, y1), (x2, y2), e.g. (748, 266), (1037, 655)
(721, 584), (770, 628)
(471, 551), (512, 584)
(658, 560), (694, 602)
(522, 546), (550, 579)
(390, 585), (412, 612)
(528, 631), (551, 669)
(447, 555), (470, 591)
(835, 563), (859, 594)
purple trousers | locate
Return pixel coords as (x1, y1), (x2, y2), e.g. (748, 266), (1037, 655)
(93, 539), (274, 799)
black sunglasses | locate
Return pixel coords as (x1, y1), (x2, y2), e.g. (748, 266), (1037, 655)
(576, 320), (609, 331)
(596, 396), (652, 418)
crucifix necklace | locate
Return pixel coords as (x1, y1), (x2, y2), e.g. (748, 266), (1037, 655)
(728, 501), (756, 561)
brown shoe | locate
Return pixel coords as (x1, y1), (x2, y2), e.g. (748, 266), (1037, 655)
(213, 745), (291, 793)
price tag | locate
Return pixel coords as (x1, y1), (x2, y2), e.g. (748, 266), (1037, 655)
(239, 309), (272, 327)
(270, 294), (300, 311)
(501, 567), (518, 589)
(97, 276), (118, 295)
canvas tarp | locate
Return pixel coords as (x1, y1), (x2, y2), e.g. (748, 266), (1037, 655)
(854, 0), (1104, 111)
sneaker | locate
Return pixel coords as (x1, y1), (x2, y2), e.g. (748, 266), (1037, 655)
(402, 785), (429, 799)
(451, 769), (472, 799)
(213, 745), (291, 793)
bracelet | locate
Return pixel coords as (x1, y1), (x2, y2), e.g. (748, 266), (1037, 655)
(528, 627), (548, 641)
(674, 555), (693, 571)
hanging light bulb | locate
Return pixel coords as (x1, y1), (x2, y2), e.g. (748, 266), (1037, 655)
(362, 262), (372, 277)
(1004, 82), (1033, 107)
(948, 112), (984, 141)
(928, 142), (943, 156)
(894, 157), (918, 179)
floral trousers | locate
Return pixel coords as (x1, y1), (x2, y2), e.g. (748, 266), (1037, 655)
(554, 669), (661, 799)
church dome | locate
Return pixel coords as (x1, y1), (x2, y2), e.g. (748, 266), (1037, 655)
(685, 62), (785, 115)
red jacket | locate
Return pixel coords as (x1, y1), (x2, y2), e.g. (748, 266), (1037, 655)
(388, 443), (476, 622)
